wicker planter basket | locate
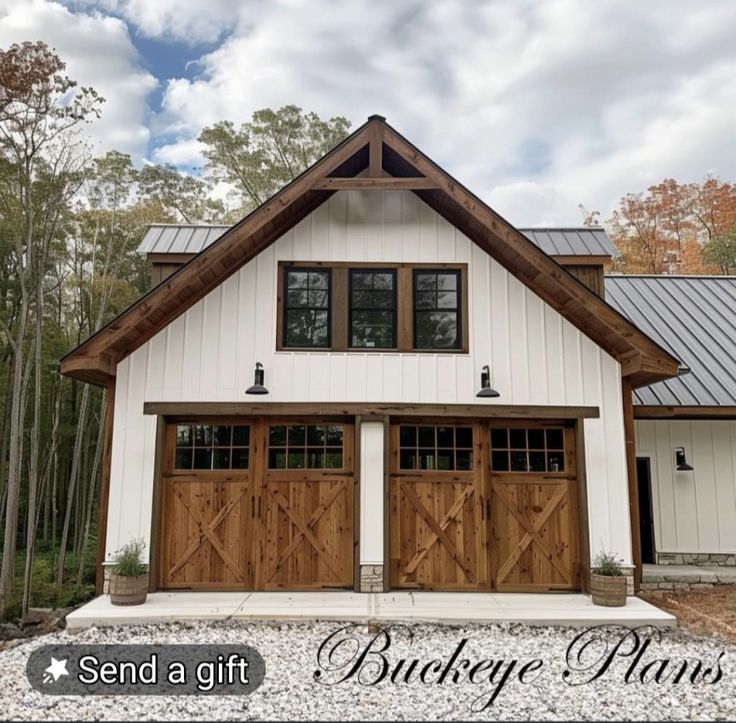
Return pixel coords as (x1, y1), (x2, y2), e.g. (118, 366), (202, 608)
(590, 573), (627, 607)
(109, 573), (148, 606)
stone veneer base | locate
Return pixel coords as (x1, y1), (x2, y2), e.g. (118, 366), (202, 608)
(655, 552), (736, 567)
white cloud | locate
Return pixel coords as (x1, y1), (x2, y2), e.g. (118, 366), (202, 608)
(8, 1), (736, 226)
(0, 0), (156, 160)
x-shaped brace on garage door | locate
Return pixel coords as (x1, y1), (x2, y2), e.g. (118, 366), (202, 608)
(493, 484), (571, 585)
(267, 482), (346, 582)
(400, 481), (476, 584)
(169, 487), (247, 582)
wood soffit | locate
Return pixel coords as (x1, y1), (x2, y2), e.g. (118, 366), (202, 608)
(59, 117), (681, 388)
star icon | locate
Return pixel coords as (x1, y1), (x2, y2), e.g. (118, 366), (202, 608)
(43, 657), (69, 684)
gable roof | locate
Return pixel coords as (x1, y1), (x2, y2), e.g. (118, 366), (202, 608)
(60, 115), (680, 388)
(139, 223), (620, 259)
(605, 275), (736, 407)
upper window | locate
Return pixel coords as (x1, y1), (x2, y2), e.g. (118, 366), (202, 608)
(413, 270), (461, 349)
(349, 270), (396, 348)
(283, 268), (330, 348)
(278, 263), (467, 353)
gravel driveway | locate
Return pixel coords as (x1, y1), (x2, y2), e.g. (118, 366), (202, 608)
(1, 620), (734, 721)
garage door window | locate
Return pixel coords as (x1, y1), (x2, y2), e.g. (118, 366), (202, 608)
(490, 427), (565, 473)
(174, 424), (250, 470)
(398, 424), (473, 471)
(269, 424), (344, 469)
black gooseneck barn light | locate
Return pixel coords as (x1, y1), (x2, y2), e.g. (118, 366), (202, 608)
(246, 362), (269, 395)
(674, 447), (694, 471)
(476, 365), (500, 398)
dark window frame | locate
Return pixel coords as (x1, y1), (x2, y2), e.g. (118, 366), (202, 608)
(412, 269), (462, 350)
(348, 268), (398, 349)
(276, 262), (468, 353)
(282, 267), (332, 349)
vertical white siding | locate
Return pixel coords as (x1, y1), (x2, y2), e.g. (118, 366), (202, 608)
(106, 190), (631, 567)
(635, 419), (736, 554)
(360, 422), (385, 565)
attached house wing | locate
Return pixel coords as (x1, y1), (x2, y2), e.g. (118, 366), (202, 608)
(60, 115), (680, 387)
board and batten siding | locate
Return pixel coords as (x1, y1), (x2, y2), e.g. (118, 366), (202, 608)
(105, 190), (630, 567)
(635, 419), (736, 555)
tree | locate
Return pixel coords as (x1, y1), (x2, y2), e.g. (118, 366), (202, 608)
(0, 41), (103, 612)
(198, 105), (351, 215)
(608, 178), (736, 275)
(703, 228), (736, 274)
(137, 163), (225, 224)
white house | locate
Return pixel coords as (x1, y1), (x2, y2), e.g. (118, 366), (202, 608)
(61, 116), (686, 596)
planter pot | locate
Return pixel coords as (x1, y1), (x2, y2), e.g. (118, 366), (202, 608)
(109, 573), (148, 606)
(590, 573), (627, 607)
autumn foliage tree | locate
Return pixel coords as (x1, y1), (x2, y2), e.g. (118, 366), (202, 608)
(609, 178), (736, 274)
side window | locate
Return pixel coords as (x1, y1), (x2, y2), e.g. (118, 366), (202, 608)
(413, 270), (461, 349)
(349, 270), (396, 348)
(283, 268), (330, 347)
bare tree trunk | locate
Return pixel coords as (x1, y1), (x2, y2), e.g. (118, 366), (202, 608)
(77, 395), (105, 585)
(22, 280), (44, 616)
(0, 283), (30, 611)
(55, 383), (91, 586)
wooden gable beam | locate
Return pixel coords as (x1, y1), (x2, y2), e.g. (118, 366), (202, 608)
(368, 116), (383, 177)
(313, 177), (440, 190)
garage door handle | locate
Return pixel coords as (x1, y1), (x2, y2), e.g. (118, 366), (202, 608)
(258, 497), (262, 518)
(251, 496), (255, 518)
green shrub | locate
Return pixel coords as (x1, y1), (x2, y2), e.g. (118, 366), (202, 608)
(593, 550), (623, 576)
(111, 539), (148, 577)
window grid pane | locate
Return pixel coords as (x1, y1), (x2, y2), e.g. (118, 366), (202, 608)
(174, 424), (250, 470)
(350, 270), (397, 348)
(268, 424), (344, 469)
(413, 270), (460, 349)
(490, 427), (565, 473)
(284, 269), (331, 348)
(398, 424), (473, 471)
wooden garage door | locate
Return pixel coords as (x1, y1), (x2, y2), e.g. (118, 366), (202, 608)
(389, 419), (581, 592)
(158, 418), (354, 591)
(389, 422), (488, 590)
(261, 421), (354, 589)
(489, 424), (580, 591)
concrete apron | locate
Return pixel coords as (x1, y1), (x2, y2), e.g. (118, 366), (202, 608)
(66, 592), (676, 630)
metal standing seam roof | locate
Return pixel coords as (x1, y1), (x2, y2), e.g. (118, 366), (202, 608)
(605, 275), (736, 406)
(138, 224), (620, 258)
(518, 227), (620, 257)
(137, 224), (231, 255)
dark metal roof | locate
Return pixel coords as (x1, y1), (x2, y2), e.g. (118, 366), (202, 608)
(605, 275), (736, 406)
(139, 223), (620, 258)
(138, 224), (230, 254)
(518, 227), (620, 257)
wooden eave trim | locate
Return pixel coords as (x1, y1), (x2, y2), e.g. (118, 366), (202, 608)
(634, 405), (736, 420)
(60, 352), (116, 386)
(379, 124), (680, 380)
(60, 118), (379, 371)
(143, 401), (600, 419)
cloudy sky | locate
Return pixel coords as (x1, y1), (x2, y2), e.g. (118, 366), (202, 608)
(1, 0), (735, 225)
